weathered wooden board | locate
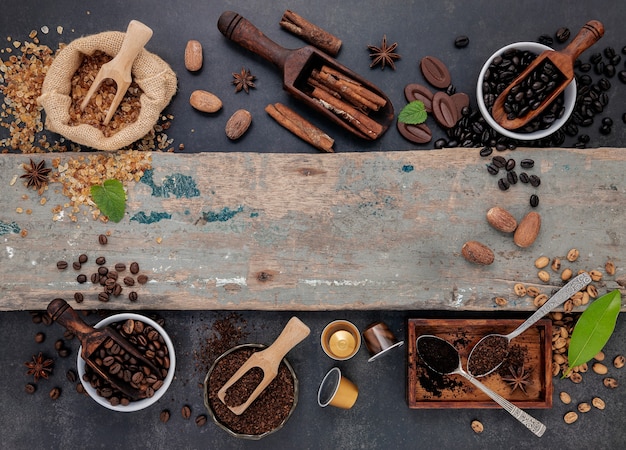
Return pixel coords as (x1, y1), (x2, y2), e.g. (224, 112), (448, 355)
(0, 148), (624, 311)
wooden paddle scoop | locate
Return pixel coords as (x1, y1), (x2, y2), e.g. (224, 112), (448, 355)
(217, 316), (310, 415)
(492, 20), (604, 130)
(46, 298), (161, 400)
(80, 19), (153, 125)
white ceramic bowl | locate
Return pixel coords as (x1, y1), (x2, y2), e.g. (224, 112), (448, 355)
(476, 41), (577, 141)
(77, 313), (176, 412)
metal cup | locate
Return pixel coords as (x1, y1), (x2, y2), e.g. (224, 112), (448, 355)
(317, 367), (358, 409)
(362, 321), (404, 362)
(321, 320), (361, 360)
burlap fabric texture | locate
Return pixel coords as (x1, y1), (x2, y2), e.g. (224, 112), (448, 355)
(38, 31), (177, 151)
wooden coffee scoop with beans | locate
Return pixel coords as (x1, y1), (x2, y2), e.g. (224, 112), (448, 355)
(491, 20), (604, 130)
(47, 298), (161, 400)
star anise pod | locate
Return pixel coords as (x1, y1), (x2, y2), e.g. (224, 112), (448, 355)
(20, 159), (52, 191)
(25, 352), (54, 382)
(501, 364), (532, 394)
(232, 67), (256, 94)
(368, 35), (400, 70)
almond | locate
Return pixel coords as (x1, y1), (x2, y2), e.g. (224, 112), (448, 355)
(486, 206), (517, 233)
(461, 240), (494, 265)
(190, 90), (222, 113)
(513, 211), (541, 248)
(185, 40), (203, 72)
(225, 109), (252, 140)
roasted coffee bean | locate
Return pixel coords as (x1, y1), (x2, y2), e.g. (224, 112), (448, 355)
(129, 291), (139, 302)
(96, 256), (106, 265)
(160, 409), (171, 423)
(107, 271), (119, 281)
(90, 273), (100, 284)
(25, 383), (36, 394)
(113, 283), (123, 297)
(434, 138), (447, 149)
(98, 292), (109, 302)
(98, 266), (109, 276)
(520, 158), (534, 169)
(76, 274), (87, 284)
(498, 178), (510, 191)
(619, 70), (626, 84)
(519, 172), (530, 183)
(98, 234), (108, 245)
(479, 146), (492, 157)
(590, 52), (602, 64)
(600, 124), (612, 135)
(578, 134), (590, 143)
(603, 64), (616, 78)
(492, 155), (506, 168)
(105, 278), (116, 288)
(74, 292), (84, 303)
(137, 274), (148, 285)
(505, 158), (516, 171)
(72, 261), (82, 271)
(578, 62), (591, 72)
(555, 27), (570, 43)
(115, 263), (126, 272)
(529, 174), (541, 187)
(58, 348), (70, 358)
(454, 35), (469, 48)
(123, 276), (135, 287)
(78, 254), (88, 264)
(56, 260), (68, 270)
(130, 262), (140, 274)
(66, 369), (78, 383)
(195, 414), (208, 426)
(495, 143), (507, 152)
(34, 332), (45, 343)
(181, 405), (192, 419)
(506, 170), (518, 185)
(487, 164), (499, 175)
(49, 387), (61, 400)
(538, 34), (553, 46)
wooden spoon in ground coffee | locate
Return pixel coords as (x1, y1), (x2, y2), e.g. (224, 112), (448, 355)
(491, 20), (604, 130)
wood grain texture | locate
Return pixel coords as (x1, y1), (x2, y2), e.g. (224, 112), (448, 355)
(0, 148), (624, 311)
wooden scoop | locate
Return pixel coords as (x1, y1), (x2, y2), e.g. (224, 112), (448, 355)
(80, 20), (153, 125)
(46, 298), (161, 400)
(218, 11), (394, 140)
(217, 316), (310, 415)
(491, 20), (604, 130)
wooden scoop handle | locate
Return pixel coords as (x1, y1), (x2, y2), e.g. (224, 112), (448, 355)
(259, 316), (311, 363)
(112, 20), (153, 83)
(47, 298), (99, 345)
(560, 20), (604, 61)
(218, 11), (291, 71)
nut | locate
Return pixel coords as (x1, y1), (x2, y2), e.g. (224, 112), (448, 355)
(189, 90), (222, 113)
(551, 257), (561, 272)
(513, 211), (541, 248)
(461, 241), (494, 265)
(566, 248), (580, 262)
(578, 402), (591, 413)
(559, 391), (572, 404)
(494, 297), (507, 306)
(470, 420), (484, 433)
(613, 355), (625, 369)
(592, 362), (608, 375)
(225, 109), (252, 140)
(535, 256), (550, 269)
(184, 40), (203, 72)
(537, 270), (550, 283)
(603, 377), (619, 388)
(605, 260), (616, 276)
(564, 411), (578, 424)
(561, 268), (573, 281)
(486, 206), (517, 233)
(513, 283), (526, 297)
(592, 397), (606, 410)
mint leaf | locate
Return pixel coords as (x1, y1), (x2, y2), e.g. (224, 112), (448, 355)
(91, 179), (126, 223)
(398, 100), (428, 124)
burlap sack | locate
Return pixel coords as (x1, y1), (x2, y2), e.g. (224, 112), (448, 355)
(38, 31), (177, 151)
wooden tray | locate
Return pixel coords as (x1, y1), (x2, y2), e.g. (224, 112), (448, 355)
(407, 318), (552, 409)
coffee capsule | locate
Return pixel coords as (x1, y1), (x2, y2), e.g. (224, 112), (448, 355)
(321, 320), (361, 360)
(362, 321), (404, 362)
(317, 367), (358, 409)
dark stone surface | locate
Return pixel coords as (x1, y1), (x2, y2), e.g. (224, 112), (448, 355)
(2, 1), (626, 448)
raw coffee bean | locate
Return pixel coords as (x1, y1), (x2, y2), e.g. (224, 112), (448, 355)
(181, 405), (192, 419)
(614, 355), (625, 368)
(129, 291), (139, 302)
(420, 56), (452, 89)
(96, 256), (106, 265)
(555, 27), (571, 43)
(49, 387), (61, 400)
(578, 402), (591, 413)
(78, 254), (88, 264)
(530, 194), (539, 207)
(56, 261), (68, 270)
(115, 263), (126, 272)
(35, 332), (45, 343)
(497, 178), (510, 191)
(76, 274), (87, 284)
(195, 414), (208, 426)
(534, 256), (549, 269)
(137, 274), (148, 284)
(479, 146), (493, 157)
(603, 377), (618, 388)
(592, 397), (606, 410)
(72, 261), (81, 271)
(559, 391), (572, 404)
(130, 262), (140, 274)
(25, 383), (36, 394)
(520, 158), (534, 169)
(160, 409), (171, 423)
(454, 35), (470, 48)
(592, 362), (608, 374)
(98, 234), (108, 245)
(564, 411), (578, 424)
(74, 292), (84, 303)
(471, 420), (484, 433)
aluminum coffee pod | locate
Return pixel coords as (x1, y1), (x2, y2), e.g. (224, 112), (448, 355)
(321, 320), (361, 361)
(362, 321), (404, 362)
(317, 367), (358, 409)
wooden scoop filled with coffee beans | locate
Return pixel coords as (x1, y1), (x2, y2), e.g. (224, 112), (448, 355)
(47, 298), (161, 400)
(491, 20), (604, 130)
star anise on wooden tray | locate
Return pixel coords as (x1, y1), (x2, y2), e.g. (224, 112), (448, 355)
(25, 352), (54, 382)
(368, 35), (400, 70)
(232, 67), (256, 94)
(20, 158), (52, 191)
(501, 364), (532, 394)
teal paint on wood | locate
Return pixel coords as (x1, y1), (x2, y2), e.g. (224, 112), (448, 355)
(202, 206), (244, 222)
(0, 221), (20, 236)
(130, 211), (172, 224)
(140, 169), (200, 198)
(402, 165), (414, 172)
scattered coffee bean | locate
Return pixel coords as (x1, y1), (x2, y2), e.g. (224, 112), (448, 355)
(506, 170), (518, 185)
(25, 383), (37, 394)
(529, 174), (541, 187)
(112, 283), (123, 297)
(96, 256), (106, 265)
(559, 391), (571, 404)
(98, 234), (108, 245)
(115, 263), (126, 272)
(454, 35), (469, 49)
(505, 159), (516, 171)
(520, 158), (535, 169)
(537, 34), (553, 46)
(530, 194), (539, 208)
(492, 155), (506, 168)
(137, 274), (149, 284)
(72, 261), (81, 271)
(195, 414), (208, 426)
(592, 397), (606, 410)
(74, 292), (84, 303)
(98, 292), (109, 302)
(76, 274), (87, 284)
(107, 271), (118, 281)
(433, 138), (447, 149)
(35, 332), (45, 343)
(90, 273), (99, 284)
(98, 266), (108, 277)
(519, 172), (530, 183)
(160, 409), (171, 423)
(564, 411), (578, 424)
(182, 405), (192, 419)
(130, 262), (140, 274)
(614, 355), (625, 369)
(578, 402), (591, 413)
(123, 276), (135, 287)
(66, 369), (78, 383)
(479, 146), (493, 157)
(555, 27), (570, 43)
(603, 377), (618, 388)
(619, 70), (626, 84)
(49, 387), (61, 400)
(78, 254), (88, 264)
(487, 164), (499, 175)
(471, 420), (484, 433)
(497, 178), (510, 191)
(56, 260), (68, 270)
(129, 291), (138, 302)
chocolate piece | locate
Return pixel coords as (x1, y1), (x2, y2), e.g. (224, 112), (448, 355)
(403, 83), (434, 112)
(420, 56), (451, 89)
(431, 92), (459, 129)
(450, 92), (470, 118)
(397, 121), (432, 144)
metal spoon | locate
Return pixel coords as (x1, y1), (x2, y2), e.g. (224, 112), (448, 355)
(416, 335), (546, 437)
(467, 272), (592, 377)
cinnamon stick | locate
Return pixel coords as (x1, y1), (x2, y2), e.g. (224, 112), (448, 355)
(279, 10), (342, 56)
(310, 87), (383, 139)
(265, 103), (335, 152)
(311, 69), (380, 111)
(319, 65), (387, 109)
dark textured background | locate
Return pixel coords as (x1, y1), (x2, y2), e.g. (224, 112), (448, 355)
(1, 1), (625, 448)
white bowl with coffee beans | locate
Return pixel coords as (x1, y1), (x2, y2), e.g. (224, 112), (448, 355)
(477, 41), (577, 141)
(77, 313), (176, 412)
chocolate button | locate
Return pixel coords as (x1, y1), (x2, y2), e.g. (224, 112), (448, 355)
(450, 92), (470, 117)
(403, 83), (434, 112)
(432, 92), (459, 129)
(397, 120), (432, 144)
(420, 56), (452, 89)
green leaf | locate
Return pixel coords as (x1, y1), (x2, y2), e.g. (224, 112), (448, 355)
(398, 100), (428, 125)
(91, 179), (126, 223)
(565, 289), (621, 376)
